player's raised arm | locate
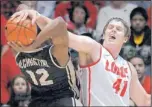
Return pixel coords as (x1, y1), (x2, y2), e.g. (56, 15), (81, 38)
(128, 62), (151, 106)
(10, 10), (101, 58)
(68, 32), (100, 57)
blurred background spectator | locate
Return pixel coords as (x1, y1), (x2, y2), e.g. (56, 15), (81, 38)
(130, 1), (151, 9)
(128, 7), (151, 51)
(1, 0), (21, 19)
(68, 4), (93, 35)
(8, 76), (31, 107)
(1, 2), (29, 105)
(129, 55), (150, 106)
(139, 45), (151, 75)
(95, 1), (137, 41)
(1, 47), (21, 104)
(20, 1), (37, 10)
(121, 45), (136, 60)
(91, 1), (105, 13)
(54, 1), (98, 29)
(129, 55), (150, 94)
(36, 1), (56, 18)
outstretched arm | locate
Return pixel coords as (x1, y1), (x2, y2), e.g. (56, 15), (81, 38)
(10, 10), (101, 61)
(128, 62), (151, 106)
(33, 11), (101, 60)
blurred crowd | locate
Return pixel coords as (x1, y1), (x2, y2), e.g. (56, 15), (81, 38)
(1, 1), (151, 107)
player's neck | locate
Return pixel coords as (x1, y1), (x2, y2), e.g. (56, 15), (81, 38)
(103, 43), (121, 59)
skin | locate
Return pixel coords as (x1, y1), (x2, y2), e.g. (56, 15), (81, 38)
(8, 10), (151, 106)
(73, 7), (86, 27)
(131, 14), (146, 33)
(13, 77), (27, 94)
(130, 57), (145, 80)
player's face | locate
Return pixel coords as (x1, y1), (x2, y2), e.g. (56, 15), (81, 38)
(13, 77), (27, 94)
(130, 57), (145, 79)
(131, 14), (146, 32)
(104, 20), (128, 46)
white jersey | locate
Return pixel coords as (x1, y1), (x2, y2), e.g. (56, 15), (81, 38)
(78, 46), (132, 106)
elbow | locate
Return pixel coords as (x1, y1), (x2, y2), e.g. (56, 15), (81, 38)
(139, 94), (151, 106)
(55, 17), (67, 29)
(144, 94), (151, 106)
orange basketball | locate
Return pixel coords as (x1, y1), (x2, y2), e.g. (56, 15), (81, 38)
(5, 18), (37, 46)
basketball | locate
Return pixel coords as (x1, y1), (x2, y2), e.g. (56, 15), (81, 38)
(5, 17), (37, 46)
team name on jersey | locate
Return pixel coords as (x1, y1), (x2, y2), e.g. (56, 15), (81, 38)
(18, 58), (50, 69)
(105, 60), (128, 78)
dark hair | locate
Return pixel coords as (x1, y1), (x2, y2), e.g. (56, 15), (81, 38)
(8, 75), (31, 107)
(128, 54), (145, 64)
(130, 7), (148, 21)
(103, 17), (131, 37)
(68, 4), (89, 24)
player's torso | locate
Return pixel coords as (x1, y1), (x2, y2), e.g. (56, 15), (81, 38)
(15, 45), (79, 100)
(79, 46), (131, 106)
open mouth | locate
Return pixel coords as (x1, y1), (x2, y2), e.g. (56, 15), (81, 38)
(109, 35), (116, 40)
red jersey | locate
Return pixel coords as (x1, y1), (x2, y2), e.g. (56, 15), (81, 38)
(142, 76), (151, 94)
(1, 48), (21, 104)
(1, 14), (7, 45)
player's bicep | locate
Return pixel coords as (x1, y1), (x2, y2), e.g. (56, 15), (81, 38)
(129, 63), (148, 106)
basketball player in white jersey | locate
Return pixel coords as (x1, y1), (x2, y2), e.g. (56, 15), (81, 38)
(9, 9), (151, 106)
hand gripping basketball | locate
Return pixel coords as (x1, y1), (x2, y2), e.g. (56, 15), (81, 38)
(10, 10), (40, 25)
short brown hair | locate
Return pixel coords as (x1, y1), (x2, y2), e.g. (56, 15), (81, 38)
(103, 17), (131, 37)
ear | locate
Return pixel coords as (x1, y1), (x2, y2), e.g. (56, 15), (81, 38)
(102, 34), (105, 40)
(124, 36), (129, 43)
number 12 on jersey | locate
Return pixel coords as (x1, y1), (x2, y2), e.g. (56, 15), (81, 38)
(113, 78), (128, 97)
(26, 69), (54, 86)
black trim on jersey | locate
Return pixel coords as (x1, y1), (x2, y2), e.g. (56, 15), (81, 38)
(49, 45), (71, 68)
(15, 45), (49, 61)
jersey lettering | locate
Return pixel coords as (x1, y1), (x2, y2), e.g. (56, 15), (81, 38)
(105, 60), (128, 78)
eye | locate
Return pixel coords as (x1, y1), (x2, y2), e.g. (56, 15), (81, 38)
(5, 26), (7, 30)
(117, 27), (122, 31)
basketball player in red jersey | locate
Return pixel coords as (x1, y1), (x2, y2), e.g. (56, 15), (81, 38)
(9, 9), (151, 106)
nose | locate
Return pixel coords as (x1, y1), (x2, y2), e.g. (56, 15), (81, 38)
(111, 26), (117, 31)
(18, 85), (23, 89)
(135, 65), (140, 71)
(77, 12), (82, 17)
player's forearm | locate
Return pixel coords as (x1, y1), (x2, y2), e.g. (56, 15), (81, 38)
(35, 12), (53, 30)
(31, 17), (66, 49)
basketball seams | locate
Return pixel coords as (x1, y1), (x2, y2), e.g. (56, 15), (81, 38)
(6, 19), (37, 45)
(16, 23), (24, 43)
(24, 23), (30, 45)
(6, 23), (20, 36)
(6, 23), (36, 34)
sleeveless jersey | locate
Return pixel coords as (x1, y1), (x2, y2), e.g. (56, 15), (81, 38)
(79, 46), (132, 106)
(15, 45), (79, 101)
